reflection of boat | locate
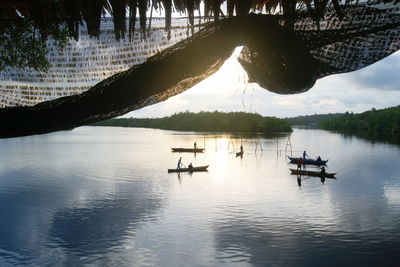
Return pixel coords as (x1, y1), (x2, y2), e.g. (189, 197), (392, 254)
(290, 168), (336, 178)
(287, 156), (328, 166)
(171, 148), (204, 153)
(168, 165), (209, 173)
(236, 151), (243, 157)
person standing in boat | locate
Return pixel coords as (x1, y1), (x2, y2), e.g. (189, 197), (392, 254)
(320, 166), (326, 175)
(177, 157), (183, 170)
(194, 141), (197, 150)
(297, 157), (303, 170)
(303, 150), (308, 159)
(240, 144), (243, 153)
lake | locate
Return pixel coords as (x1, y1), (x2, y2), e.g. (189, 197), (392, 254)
(0, 126), (399, 266)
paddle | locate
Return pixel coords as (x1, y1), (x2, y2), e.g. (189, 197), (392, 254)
(176, 162), (187, 169)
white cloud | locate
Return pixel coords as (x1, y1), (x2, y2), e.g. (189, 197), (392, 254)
(342, 51), (400, 92)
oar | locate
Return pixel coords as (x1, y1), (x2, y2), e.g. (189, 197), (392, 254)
(176, 163), (186, 170)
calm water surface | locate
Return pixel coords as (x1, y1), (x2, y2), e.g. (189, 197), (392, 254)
(0, 127), (400, 266)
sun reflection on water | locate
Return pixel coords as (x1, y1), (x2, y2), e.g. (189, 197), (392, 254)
(1, 127), (400, 266)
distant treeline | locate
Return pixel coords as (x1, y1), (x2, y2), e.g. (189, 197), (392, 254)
(319, 106), (400, 134)
(93, 111), (292, 133)
(284, 113), (343, 126)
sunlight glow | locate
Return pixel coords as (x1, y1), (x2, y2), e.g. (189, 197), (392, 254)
(204, 135), (239, 175)
(189, 46), (247, 95)
(128, 49), (400, 119)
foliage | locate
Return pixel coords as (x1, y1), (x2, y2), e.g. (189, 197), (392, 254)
(93, 111), (292, 133)
(284, 113), (344, 127)
(319, 106), (400, 134)
(0, 0), (372, 70)
(0, 19), (69, 72)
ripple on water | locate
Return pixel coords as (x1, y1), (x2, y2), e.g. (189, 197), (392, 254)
(1, 127), (400, 266)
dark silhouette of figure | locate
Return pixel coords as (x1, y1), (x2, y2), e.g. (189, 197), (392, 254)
(188, 163), (193, 171)
(240, 145), (243, 153)
(297, 158), (303, 170)
(303, 150), (308, 159)
(297, 175), (302, 187)
(177, 157), (182, 169)
(317, 156), (321, 161)
(194, 141), (197, 149)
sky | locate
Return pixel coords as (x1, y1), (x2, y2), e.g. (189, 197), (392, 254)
(125, 47), (400, 119)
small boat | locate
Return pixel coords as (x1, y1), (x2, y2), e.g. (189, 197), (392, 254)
(290, 168), (336, 178)
(171, 148), (204, 153)
(168, 165), (209, 173)
(287, 156), (328, 166)
(236, 151), (243, 157)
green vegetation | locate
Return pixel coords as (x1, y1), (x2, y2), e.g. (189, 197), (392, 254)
(93, 111), (292, 133)
(284, 113), (344, 127)
(0, 19), (68, 72)
(319, 106), (400, 134)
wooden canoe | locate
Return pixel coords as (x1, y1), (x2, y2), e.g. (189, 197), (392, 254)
(168, 165), (209, 173)
(287, 156), (328, 166)
(171, 148), (204, 153)
(236, 151), (243, 157)
(290, 168), (336, 178)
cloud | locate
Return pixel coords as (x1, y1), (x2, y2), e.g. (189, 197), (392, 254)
(345, 51), (400, 91)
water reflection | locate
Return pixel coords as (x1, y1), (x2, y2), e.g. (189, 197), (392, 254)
(297, 175), (301, 187)
(0, 128), (169, 266)
(213, 218), (400, 266)
(210, 128), (400, 266)
(1, 127), (400, 266)
(0, 176), (166, 266)
(337, 130), (400, 145)
(49, 183), (164, 255)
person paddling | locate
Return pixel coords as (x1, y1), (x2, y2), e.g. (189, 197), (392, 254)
(303, 150), (308, 159)
(177, 157), (183, 170)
